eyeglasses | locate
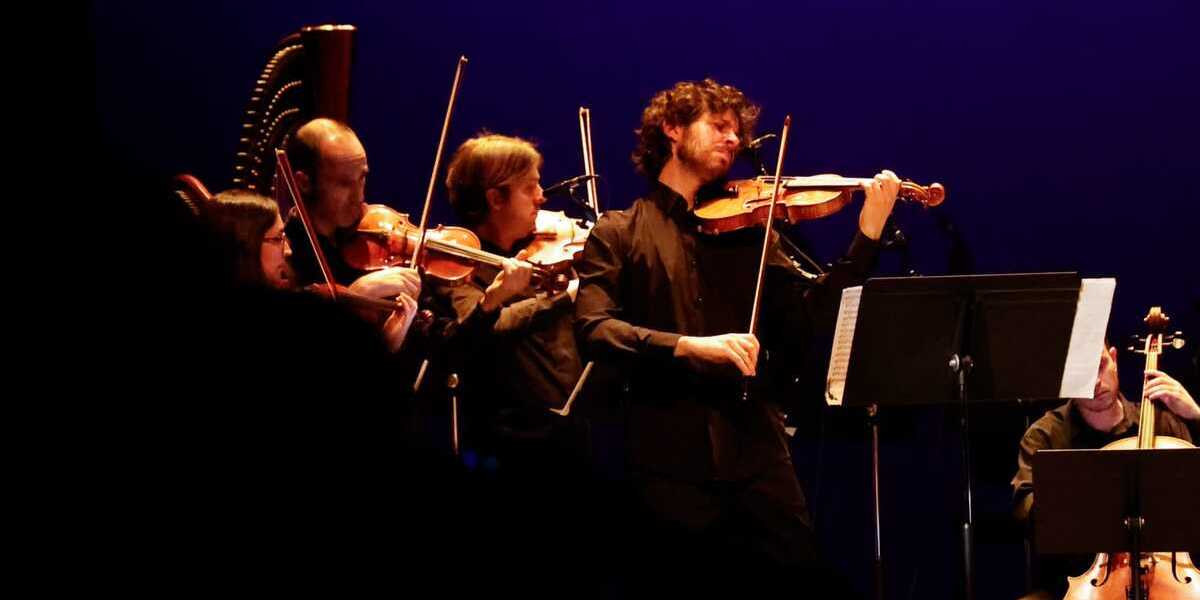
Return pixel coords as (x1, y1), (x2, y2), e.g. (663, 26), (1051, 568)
(263, 232), (290, 246)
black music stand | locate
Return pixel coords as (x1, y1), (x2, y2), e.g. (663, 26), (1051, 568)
(827, 272), (1106, 600)
(1033, 449), (1200, 600)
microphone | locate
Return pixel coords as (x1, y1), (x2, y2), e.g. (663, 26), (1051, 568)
(746, 133), (776, 150)
(542, 173), (600, 197)
(740, 133), (778, 175)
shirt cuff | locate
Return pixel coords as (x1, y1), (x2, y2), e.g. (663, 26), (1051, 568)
(464, 296), (502, 330)
(643, 328), (682, 360)
(847, 229), (881, 264)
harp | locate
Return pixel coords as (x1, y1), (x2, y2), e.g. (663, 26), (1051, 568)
(231, 24), (356, 214)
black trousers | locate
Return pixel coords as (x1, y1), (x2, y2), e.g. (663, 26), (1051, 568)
(623, 461), (861, 597)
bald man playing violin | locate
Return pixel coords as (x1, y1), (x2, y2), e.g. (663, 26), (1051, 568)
(573, 78), (900, 592)
(430, 133), (587, 478)
(282, 118), (423, 349)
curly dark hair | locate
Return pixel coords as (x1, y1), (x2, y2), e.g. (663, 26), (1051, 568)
(632, 78), (760, 179)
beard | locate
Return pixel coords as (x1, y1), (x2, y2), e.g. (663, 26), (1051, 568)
(677, 132), (733, 184)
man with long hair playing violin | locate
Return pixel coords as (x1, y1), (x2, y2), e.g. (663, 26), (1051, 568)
(1011, 341), (1198, 599)
(573, 78), (901, 593)
(434, 133), (587, 476)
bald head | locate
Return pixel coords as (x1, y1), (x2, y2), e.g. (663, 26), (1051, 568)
(287, 118), (365, 177)
(286, 118), (369, 235)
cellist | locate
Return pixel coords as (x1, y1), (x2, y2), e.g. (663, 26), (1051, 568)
(1011, 339), (1198, 598)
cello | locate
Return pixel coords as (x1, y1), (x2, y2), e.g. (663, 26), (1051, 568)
(1064, 307), (1197, 600)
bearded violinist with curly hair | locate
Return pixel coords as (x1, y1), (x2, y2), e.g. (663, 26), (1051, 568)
(574, 78), (901, 592)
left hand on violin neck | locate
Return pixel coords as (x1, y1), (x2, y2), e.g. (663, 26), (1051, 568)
(858, 170), (901, 240)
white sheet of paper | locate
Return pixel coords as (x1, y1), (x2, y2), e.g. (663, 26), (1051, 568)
(825, 286), (863, 406)
(1058, 278), (1116, 398)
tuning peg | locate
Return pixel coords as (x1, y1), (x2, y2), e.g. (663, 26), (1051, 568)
(1170, 337), (1186, 349)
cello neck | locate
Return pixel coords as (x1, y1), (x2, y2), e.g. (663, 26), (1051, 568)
(1136, 307), (1169, 448)
(1137, 332), (1162, 448)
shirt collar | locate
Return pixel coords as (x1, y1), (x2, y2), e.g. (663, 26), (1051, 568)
(649, 179), (694, 225)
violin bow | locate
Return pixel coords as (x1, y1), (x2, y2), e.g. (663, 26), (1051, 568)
(578, 106), (600, 218)
(560, 107), (600, 416)
(747, 115), (791, 338)
(276, 148), (340, 299)
(411, 55), (468, 268)
(743, 115), (792, 401)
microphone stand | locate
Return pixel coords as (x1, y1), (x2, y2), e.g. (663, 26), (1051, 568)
(881, 216), (917, 277)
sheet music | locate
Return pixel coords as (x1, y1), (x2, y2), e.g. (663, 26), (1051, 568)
(1058, 278), (1116, 398)
(825, 286), (863, 406)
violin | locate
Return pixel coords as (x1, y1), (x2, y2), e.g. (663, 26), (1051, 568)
(1064, 307), (1197, 600)
(692, 174), (946, 235)
(340, 204), (573, 293)
(522, 209), (590, 273)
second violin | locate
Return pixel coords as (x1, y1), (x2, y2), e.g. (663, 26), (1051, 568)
(341, 204), (574, 293)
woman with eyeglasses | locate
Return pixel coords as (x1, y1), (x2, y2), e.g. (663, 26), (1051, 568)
(203, 189), (419, 352)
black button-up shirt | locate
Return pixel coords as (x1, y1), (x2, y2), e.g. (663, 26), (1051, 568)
(575, 181), (879, 482)
(434, 238), (583, 443)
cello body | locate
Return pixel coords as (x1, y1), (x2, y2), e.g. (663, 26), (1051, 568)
(1066, 551), (1198, 600)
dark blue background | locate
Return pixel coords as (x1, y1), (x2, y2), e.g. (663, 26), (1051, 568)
(93, 1), (1199, 596)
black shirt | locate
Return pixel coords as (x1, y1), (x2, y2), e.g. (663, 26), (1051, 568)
(284, 210), (363, 287)
(574, 180), (879, 482)
(434, 238), (583, 446)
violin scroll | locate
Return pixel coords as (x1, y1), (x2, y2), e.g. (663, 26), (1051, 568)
(898, 180), (945, 207)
